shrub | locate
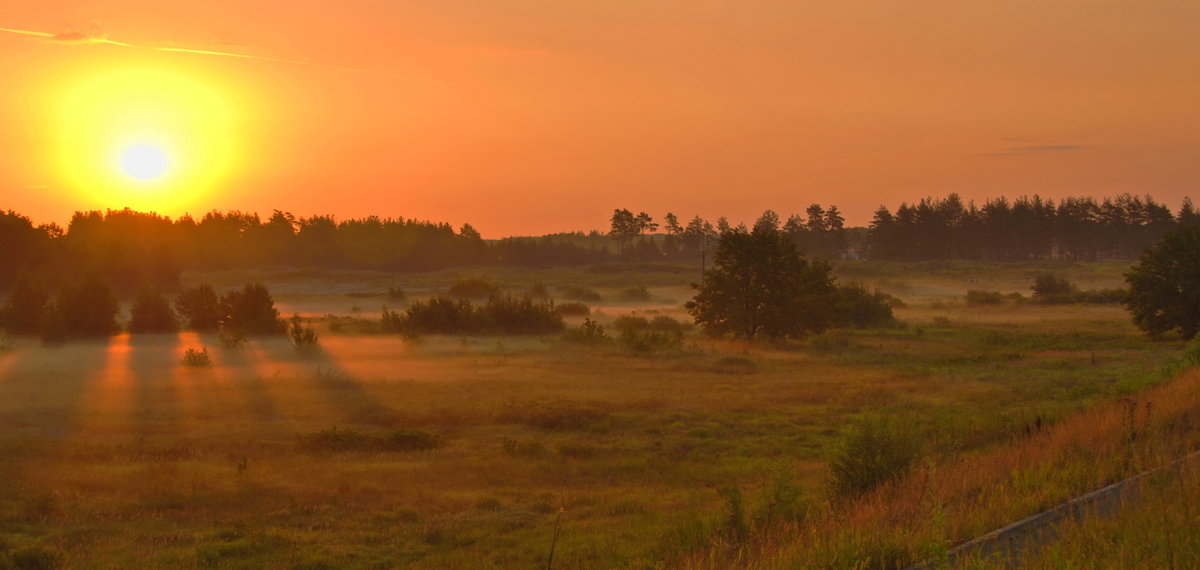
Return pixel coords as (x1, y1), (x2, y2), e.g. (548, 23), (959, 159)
(181, 347), (212, 368)
(829, 415), (923, 498)
(394, 296), (564, 335)
(297, 427), (439, 453)
(829, 285), (896, 329)
(216, 326), (246, 349)
(560, 285), (602, 302)
(380, 307), (404, 333)
(554, 302), (590, 316)
(476, 295), (564, 335)
(129, 286), (179, 333)
(619, 328), (683, 355)
(614, 285), (652, 302)
(965, 290), (1004, 305)
(447, 277), (499, 300)
(561, 318), (611, 345)
(386, 286), (406, 300)
(287, 314), (320, 355)
(176, 284), (221, 331)
(1032, 274), (1077, 304)
(612, 315), (650, 333)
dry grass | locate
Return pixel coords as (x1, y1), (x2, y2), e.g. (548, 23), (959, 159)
(0, 263), (1186, 568)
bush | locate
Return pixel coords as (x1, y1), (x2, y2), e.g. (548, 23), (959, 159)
(561, 318), (611, 345)
(477, 295), (564, 335)
(828, 285), (896, 329)
(649, 315), (690, 332)
(180, 347), (212, 368)
(965, 290), (1004, 305)
(130, 286), (179, 333)
(619, 328), (683, 355)
(447, 277), (499, 300)
(1032, 274), (1077, 304)
(386, 286), (406, 300)
(612, 315), (649, 333)
(176, 284), (221, 331)
(614, 285), (651, 302)
(554, 302), (590, 316)
(829, 415), (923, 498)
(559, 285), (602, 302)
(393, 296), (564, 335)
(287, 314), (320, 355)
(527, 282), (550, 300)
(297, 427), (439, 453)
(216, 326), (246, 349)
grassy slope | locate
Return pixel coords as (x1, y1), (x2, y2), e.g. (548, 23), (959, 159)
(0, 261), (1185, 568)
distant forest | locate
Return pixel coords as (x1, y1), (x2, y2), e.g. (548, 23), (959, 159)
(0, 193), (1196, 294)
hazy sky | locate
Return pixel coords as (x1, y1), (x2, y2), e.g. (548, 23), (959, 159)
(1, 1), (1197, 236)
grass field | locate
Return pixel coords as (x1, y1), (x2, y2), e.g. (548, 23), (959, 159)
(0, 261), (1188, 568)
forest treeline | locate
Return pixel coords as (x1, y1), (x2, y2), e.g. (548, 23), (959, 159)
(0, 192), (1195, 294)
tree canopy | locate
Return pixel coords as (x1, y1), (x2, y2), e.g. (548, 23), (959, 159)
(1125, 226), (1200, 339)
(686, 227), (836, 340)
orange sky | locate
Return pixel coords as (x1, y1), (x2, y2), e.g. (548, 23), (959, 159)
(1, 1), (1198, 237)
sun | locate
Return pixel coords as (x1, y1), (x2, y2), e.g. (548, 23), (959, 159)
(119, 143), (170, 181)
(53, 63), (242, 210)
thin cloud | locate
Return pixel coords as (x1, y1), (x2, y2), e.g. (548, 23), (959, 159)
(0, 26), (439, 82)
(983, 143), (1089, 157)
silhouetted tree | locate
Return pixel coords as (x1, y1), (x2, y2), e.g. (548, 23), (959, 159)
(686, 225), (835, 340)
(55, 274), (119, 337)
(0, 273), (48, 335)
(1125, 226), (1200, 339)
(176, 284), (221, 331)
(129, 286), (179, 333)
(221, 283), (283, 334)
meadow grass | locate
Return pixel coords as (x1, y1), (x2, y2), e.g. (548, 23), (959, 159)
(0, 263), (1186, 568)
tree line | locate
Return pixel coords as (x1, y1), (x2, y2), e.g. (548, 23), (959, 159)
(867, 193), (1199, 261)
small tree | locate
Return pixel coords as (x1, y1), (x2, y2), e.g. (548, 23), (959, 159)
(55, 274), (119, 338)
(1031, 274), (1076, 303)
(221, 283), (283, 334)
(1125, 226), (1200, 339)
(129, 286), (179, 333)
(686, 227), (836, 340)
(176, 284), (221, 331)
(0, 273), (48, 335)
(287, 314), (320, 354)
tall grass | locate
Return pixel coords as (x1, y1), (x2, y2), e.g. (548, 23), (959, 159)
(675, 367), (1200, 569)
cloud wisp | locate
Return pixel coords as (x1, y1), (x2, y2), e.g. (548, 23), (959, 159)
(0, 26), (436, 82)
(983, 143), (1089, 158)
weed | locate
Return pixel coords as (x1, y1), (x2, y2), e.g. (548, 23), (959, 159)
(180, 347), (212, 368)
(500, 399), (612, 431)
(829, 414), (924, 498)
(711, 356), (757, 374)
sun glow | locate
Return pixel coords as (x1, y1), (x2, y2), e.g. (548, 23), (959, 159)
(54, 64), (242, 210)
